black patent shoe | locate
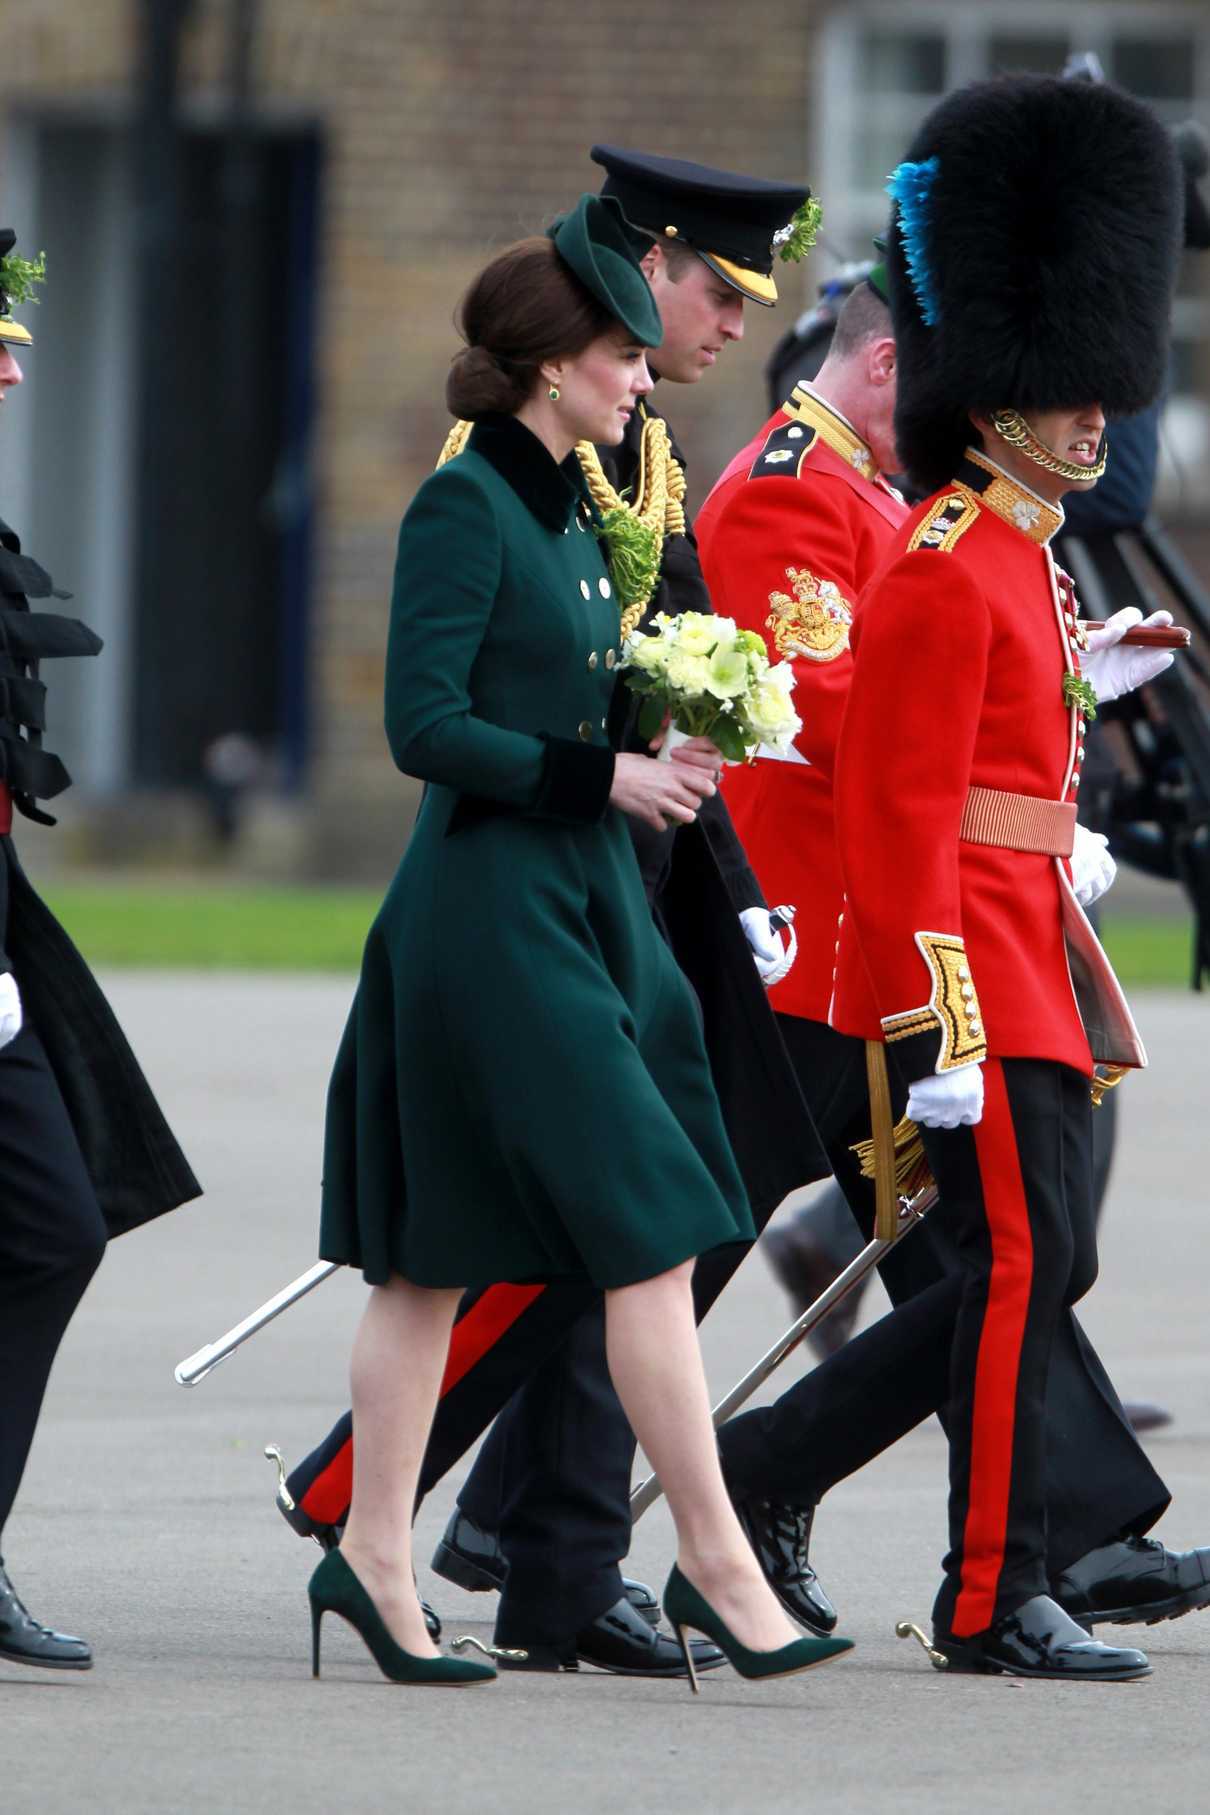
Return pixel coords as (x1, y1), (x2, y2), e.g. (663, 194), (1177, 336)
(932, 1594), (1150, 1680)
(431, 1507), (659, 1625)
(264, 1444), (441, 1638)
(493, 1591), (726, 1677)
(0, 1564), (92, 1670)
(731, 1497), (838, 1635)
(1053, 1535), (1210, 1629)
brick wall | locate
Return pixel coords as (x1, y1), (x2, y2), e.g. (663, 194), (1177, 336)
(4, 0), (1203, 879)
(2, 0), (826, 875)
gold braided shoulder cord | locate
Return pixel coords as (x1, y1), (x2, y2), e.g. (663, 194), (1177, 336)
(435, 415), (687, 642)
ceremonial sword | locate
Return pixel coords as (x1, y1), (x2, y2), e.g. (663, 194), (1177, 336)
(174, 1260), (339, 1386)
(173, 1186), (933, 1395)
(629, 1184), (936, 1521)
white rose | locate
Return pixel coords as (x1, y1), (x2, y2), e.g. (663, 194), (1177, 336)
(665, 647), (713, 694)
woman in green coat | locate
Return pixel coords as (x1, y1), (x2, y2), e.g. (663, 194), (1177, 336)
(308, 195), (853, 1690)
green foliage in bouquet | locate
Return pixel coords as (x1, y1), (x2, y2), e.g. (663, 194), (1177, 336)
(594, 507), (661, 613)
(622, 611), (800, 764)
(0, 250), (47, 307)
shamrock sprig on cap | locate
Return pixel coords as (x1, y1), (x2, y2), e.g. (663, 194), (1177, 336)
(0, 250), (47, 308)
(774, 199), (823, 264)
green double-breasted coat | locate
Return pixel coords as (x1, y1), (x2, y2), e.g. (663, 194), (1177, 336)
(319, 415), (753, 1289)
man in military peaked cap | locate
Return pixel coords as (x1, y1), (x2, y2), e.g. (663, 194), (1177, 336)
(0, 232), (200, 1673)
(273, 151), (833, 1677)
(592, 144), (816, 307)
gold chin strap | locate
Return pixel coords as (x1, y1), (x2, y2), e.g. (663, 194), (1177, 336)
(991, 409), (1108, 485)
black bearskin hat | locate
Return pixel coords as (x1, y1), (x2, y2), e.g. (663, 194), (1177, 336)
(886, 77), (1182, 494)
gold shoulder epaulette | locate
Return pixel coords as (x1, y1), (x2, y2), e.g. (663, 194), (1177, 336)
(907, 491), (979, 554)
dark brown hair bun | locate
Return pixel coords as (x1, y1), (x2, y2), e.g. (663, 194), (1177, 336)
(446, 235), (618, 421)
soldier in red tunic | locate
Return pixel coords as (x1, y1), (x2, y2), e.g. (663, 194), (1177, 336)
(697, 226), (1210, 1663)
(827, 74), (1182, 1676)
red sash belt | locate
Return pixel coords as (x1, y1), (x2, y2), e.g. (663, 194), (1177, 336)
(0, 782), (11, 836)
(960, 786), (1076, 858)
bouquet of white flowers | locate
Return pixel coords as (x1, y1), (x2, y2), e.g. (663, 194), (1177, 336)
(621, 610), (801, 763)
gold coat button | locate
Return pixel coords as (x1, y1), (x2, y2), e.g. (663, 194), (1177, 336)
(604, 648), (617, 670)
(578, 721), (593, 741)
(587, 651), (599, 672)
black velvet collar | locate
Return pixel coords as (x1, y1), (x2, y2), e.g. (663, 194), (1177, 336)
(468, 414), (585, 532)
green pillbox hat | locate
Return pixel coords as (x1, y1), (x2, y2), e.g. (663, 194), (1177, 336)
(547, 194), (663, 348)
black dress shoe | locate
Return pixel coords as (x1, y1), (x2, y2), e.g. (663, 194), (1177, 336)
(935, 1594), (1150, 1680)
(1053, 1535), (1210, 1628)
(493, 1593), (727, 1676)
(431, 1508), (659, 1625)
(0, 1564), (92, 1670)
(731, 1496), (838, 1635)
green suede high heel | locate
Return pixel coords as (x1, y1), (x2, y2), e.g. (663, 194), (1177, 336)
(663, 1564), (854, 1693)
(308, 1549), (497, 1685)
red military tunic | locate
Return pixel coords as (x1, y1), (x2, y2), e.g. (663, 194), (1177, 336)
(830, 447), (1145, 1087)
(696, 382), (906, 1022)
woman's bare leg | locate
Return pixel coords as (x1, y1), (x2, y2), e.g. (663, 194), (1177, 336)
(604, 1261), (800, 1652)
(338, 1275), (463, 1656)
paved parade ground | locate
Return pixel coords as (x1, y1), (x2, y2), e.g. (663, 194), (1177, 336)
(4, 973), (1208, 1813)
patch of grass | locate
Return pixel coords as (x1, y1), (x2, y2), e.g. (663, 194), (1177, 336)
(1098, 915), (1194, 990)
(35, 883), (1198, 988)
(41, 883), (380, 971)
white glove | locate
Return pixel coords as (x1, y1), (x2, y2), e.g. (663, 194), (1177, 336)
(1070, 822), (1117, 909)
(906, 1063), (984, 1129)
(739, 905), (797, 987)
(0, 972), (23, 1051)
(1080, 607), (1175, 703)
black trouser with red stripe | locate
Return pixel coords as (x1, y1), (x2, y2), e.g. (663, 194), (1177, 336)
(925, 1059), (1098, 1637)
(717, 1020), (1167, 1599)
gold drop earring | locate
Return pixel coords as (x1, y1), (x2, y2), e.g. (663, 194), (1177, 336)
(548, 385), (560, 402)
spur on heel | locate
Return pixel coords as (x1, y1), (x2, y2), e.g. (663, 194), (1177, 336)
(307, 1550), (496, 1686)
(663, 1564), (854, 1686)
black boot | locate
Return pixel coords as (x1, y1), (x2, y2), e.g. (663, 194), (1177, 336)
(493, 1592), (727, 1677)
(431, 1507), (660, 1625)
(934, 1594), (1150, 1680)
(730, 1496), (838, 1635)
(0, 1563), (92, 1670)
(1053, 1535), (1210, 1628)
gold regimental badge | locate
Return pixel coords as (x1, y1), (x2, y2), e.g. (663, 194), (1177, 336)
(766, 566), (852, 663)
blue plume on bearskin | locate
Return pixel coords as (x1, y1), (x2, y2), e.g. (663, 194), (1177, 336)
(885, 158), (940, 326)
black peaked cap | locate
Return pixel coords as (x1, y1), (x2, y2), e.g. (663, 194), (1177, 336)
(591, 144), (809, 303)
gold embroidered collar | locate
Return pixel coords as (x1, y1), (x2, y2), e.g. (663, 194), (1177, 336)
(783, 382), (879, 484)
(957, 448), (1065, 547)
